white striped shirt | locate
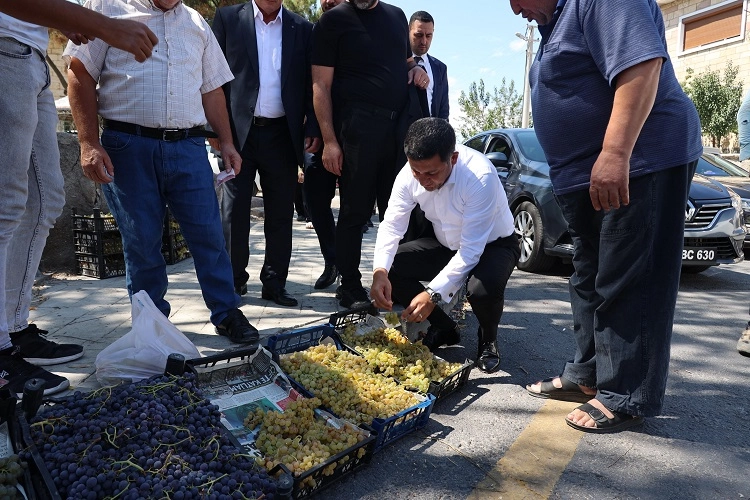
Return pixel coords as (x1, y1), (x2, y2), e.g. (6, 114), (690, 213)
(64, 0), (234, 129)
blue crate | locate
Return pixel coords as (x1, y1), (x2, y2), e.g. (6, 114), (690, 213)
(267, 325), (435, 453)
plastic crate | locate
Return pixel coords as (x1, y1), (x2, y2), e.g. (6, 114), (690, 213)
(267, 325), (435, 453)
(73, 230), (123, 255)
(330, 306), (474, 403)
(162, 209), (190, 265)
(75, 252), (126, 279)
(185, 348), (376, 499)
(71, 208), (119, 232)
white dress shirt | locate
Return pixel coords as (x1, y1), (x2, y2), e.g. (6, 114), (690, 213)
(414, 53), (434, 115)
(64, 0), (234, 129)
(253, 1), (285, 118)
(374, 145), (515, 301)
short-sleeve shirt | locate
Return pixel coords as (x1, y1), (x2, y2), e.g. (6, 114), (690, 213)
(64, 0), (233, 129)
(530, 0), (702, 195)
(312, 1), (410, 113)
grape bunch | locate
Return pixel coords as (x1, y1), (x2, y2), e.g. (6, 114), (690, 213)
(278, 344), (422, 425)
(244, 396), (367, 487)
(0, 454), (27, 499)
(339, 326), (465, 393)
(24, 373), (278, 500)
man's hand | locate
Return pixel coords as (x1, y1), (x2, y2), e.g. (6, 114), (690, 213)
(371, 268), (393, 310)
(62, 31), (95, 45)
(80, 142), (115, 184)
(322, 140), (344, 176)
(408, 65), (429, 90)
(304, 136), (321, 154)
(100, 18), (158, 63)
(220, 142), (242, 176)
(403, 291), (435, 324)
(589, 149), (630, 211)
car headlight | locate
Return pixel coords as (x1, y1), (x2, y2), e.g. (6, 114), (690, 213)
(727, 189), (745, 228)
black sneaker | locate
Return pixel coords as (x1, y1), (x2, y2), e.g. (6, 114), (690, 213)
(0, 347), (70, 397)
(215, 309), (260, 345)
(10, 324), (84, 366)
(335, 285), (372, 309)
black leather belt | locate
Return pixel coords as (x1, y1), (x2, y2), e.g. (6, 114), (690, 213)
(103, 119), (218, 141)
(348, 102), (399, 120)
(252, 116), (286, 127)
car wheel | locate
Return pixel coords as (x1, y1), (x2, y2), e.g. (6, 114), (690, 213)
(681, 265), (711, 274)
(513, 201), (556, 273)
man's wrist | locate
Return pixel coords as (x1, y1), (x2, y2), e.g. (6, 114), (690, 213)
(424, 287), (443, 305)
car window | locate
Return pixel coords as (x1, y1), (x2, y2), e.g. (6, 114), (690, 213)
(514, 130), (547, 163)
(464, 135), (486, 152)
(697, 154), (749, 177)
(487, 137), (511, 155)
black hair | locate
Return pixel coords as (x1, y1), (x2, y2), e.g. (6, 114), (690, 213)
(409, 10), (434, 26)
(404, 118), (455, 163)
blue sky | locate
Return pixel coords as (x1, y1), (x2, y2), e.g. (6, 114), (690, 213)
(390, 0), (537, 123)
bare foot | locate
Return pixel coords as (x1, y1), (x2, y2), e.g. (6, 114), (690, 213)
(566, 398), (613, 429)
(526, 376), (596, 396)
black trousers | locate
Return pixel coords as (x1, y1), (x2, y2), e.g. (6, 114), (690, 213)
(388, 234), (521, 340)
(221, 119), (297, 290)
(303, 150), (337, 265)
(336, 105), (401, 289)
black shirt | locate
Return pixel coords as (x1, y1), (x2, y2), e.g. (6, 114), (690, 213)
(312, 1), (410, 112)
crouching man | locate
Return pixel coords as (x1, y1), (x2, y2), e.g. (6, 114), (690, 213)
(370, 118), (520, 373)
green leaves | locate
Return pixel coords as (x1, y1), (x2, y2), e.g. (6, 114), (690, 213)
(457, 78), (523, 140)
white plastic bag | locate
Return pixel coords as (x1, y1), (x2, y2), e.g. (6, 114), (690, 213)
(95, 290), (201, 386)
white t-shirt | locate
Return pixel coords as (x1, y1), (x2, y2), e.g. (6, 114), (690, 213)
(0, 14), (49, 53)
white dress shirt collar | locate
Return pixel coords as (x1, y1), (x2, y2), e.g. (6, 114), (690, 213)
(253, 1), (283, 24)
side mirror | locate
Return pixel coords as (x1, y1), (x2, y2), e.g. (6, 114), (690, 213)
(486, 151), (510, 169)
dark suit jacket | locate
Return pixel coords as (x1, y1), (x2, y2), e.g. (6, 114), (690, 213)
(212, 4), (319, 165)
(427, 54), (449, 120)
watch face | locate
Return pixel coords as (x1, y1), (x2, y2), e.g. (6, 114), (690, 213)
(432, 292), (441, 304)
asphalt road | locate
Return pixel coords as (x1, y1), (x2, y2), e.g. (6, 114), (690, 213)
(320, 259), (750, 499)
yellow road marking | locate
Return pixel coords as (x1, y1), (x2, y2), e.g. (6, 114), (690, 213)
(469, 400), (583, 499)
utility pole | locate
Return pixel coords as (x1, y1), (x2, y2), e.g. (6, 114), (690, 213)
(515, 24), (539, 129)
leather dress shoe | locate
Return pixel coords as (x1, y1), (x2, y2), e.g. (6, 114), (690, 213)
(234, 283), (248, 296)
(420, 325), (461, 353)
(261, 287), (298, 307)
(215, 308), (259, 345)
(476, 338), (501, 373)
(314, 264), (338, 290)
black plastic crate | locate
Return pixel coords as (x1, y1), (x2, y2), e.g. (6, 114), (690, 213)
(330, 306), (474, 403)
(73, 230), (123, 255)
(267, 325), (435, 453)
(185, 347), (376, 499)
(71, 208), (119, 232)
(75, 252), (126, 279)
(162, 209), (190, 265)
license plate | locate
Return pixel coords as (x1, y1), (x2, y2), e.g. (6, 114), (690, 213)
(682, 247), (717, 263)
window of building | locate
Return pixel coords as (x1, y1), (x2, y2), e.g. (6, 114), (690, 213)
(679, 0), (747, 54)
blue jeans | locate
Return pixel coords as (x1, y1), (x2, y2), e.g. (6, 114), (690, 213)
(101, 130), (238, 326)
(556, 163), (695, 417)
(0, 37), (65, 343)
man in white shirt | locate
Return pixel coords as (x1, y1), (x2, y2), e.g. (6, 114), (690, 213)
(370, 118), (520, 373)
(409, 11), (449, 120)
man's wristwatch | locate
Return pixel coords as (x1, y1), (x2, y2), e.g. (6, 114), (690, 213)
(425, 287), (442, 305)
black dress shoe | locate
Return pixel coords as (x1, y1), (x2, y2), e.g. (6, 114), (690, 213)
(261, 287), (298, 307)
(314, 264), (338, 289)
(476, 341), (501, 373)
(215, 308), (259, 345)
(335, 285), (371, 309)
(420, 325), (461, 353)
(234, 283), (248, 296)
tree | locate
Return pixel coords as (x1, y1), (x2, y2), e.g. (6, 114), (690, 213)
(457, 78), (523, 140)
(183, 0), (320, 22)
(682, 62), (744, 148)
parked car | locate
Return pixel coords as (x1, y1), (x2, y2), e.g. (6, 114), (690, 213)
(694, 153), (750, 251)
(464, 129), (746, 273)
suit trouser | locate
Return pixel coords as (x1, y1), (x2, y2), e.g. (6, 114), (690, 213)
(303, 150), (337, 266)
(221, 119), (297, 290)
(336, 105), (400, 289)
(388, 234), (520, 340)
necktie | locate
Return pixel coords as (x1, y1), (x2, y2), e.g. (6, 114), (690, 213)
(414, 55), (423, 66)
(414, 56), (430, 117)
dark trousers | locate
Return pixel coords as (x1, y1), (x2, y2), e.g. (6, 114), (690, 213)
(336, 105), (401, 289)
(388, 234), (520, 339)
(294, 183), (307, 220)
(221, 119), (297, 290)
(557, 162), (695, 417)
(303, 150), (337, 265)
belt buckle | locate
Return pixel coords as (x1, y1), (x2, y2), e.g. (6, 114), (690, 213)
(162, 128), (184, 141)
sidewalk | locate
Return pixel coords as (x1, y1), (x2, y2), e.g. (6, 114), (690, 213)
(32, 195), (379, 393)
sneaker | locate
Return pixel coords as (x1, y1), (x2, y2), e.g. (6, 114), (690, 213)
(9, 324), (84, 366)
(738, 326), (750, 357)
(335, 285), (371, 309)
(215, 309), (260, 345)
(0, 347), (69, 397)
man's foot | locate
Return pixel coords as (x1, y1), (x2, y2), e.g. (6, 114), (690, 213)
(314, 265), (338, 290)
(420, 325), (461, 353)
(261, 287), (298, 307)
(526, 376), (596, 403)
(361, 224), (369, 234)
(215, 309), (259, 345)
(476, 341), (501, 373)
(234, 283), (248, 296)
(296, 215), (306, 222)
(335, 285), (371, 309)
(565, 399), (644, 434)
(367, 219), (374, 227)
(0, 347), (69, 397)
(9, 324), (84, 366)
(738, 326), (750, 357)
